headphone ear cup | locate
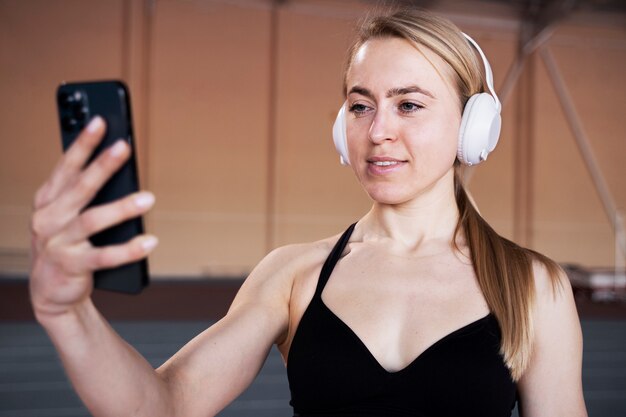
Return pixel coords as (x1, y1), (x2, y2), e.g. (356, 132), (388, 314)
(332, 102), (350, 166)
(457, 93), (501, 165)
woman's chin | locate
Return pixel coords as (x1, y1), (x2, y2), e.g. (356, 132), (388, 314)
(363, 186), (414, 206)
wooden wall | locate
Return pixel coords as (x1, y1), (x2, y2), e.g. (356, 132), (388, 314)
(1, 0), (624, 277)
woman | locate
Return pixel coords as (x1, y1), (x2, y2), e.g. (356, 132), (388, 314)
(29, 7), (587, 417)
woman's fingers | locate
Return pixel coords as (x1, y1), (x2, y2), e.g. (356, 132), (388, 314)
(30, 232), (157, 313)
(59, 138), (131, 213)
(60, 191), (155, 244)
(40, 232), (157, 277)
(34, 138), (131, 238)
(84, 234), (159, 272)
(33, 117), (106, 210)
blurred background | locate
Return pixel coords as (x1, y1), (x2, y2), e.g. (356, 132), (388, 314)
(1, 0), (625, 415)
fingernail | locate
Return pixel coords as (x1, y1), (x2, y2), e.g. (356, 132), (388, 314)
(109, 140), (127, 157)
(135, 192), (155, 208)
(87, 116), (103, 133)
(142, 236), (158, 251)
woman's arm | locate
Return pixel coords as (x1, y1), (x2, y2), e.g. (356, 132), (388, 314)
(516, 262), (588, 417)
(36, 299), (175, 416)
(30, 117), (292, 417)
(155, 246), (294, 416)
(37, 248), (292, 417)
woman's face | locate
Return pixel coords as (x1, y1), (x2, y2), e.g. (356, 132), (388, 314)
(345, 37), (462, 206)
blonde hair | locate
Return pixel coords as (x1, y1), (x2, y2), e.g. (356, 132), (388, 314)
(344, 8), (562, 381)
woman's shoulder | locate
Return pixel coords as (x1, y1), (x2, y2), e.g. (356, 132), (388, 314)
(241, 230), (346, 294)
(527, 254), (580, 339)
(225, 232), (347, 348)
(528, 253), (571, 303)
(257, 232), (344, 280)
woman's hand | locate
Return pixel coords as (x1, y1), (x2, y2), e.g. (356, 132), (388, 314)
(29, 116), (158, 321)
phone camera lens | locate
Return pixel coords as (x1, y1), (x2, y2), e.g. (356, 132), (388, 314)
(74, 106), (88, 121)
(60, 90), (83, 104)
(61, 116), (79, 132)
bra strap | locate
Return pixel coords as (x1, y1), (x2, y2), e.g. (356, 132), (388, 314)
(314, 223), (357, 298)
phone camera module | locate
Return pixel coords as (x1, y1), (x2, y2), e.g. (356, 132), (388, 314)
(59, 89), (89, 132)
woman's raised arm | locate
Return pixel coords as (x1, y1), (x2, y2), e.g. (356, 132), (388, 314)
(29, 117), (292, 416)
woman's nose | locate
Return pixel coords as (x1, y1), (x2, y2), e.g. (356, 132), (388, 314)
(368, 109), (397, 144)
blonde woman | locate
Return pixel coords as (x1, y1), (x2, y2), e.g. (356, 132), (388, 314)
(30, 8), (587, 417)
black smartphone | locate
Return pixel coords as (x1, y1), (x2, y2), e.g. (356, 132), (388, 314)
(56, 80), (148, 294)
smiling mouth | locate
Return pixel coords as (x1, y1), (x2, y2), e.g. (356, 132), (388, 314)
(371, 161), (400, 166)
(367, 158), (407, 166)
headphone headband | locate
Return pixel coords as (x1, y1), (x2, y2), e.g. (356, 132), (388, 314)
(462, 32), (501, 112)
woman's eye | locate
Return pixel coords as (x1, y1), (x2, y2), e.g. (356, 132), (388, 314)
(399, 102), (422, 113)
(349, 103), (369, 115)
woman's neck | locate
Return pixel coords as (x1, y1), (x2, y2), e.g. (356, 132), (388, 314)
(357, 174), (461, 255)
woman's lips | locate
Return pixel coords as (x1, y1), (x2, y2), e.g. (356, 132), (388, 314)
(367, 157), (407, 174)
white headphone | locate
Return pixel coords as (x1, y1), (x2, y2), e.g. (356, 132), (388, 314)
(332, 33), (501, 167)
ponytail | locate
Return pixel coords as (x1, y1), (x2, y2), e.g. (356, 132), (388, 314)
(453, 170), (561, 380)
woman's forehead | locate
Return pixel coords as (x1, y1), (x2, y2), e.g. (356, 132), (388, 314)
(347, 37), (457, 97)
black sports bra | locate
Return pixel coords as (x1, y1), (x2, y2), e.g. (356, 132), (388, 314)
(287, 223), (517, 417)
